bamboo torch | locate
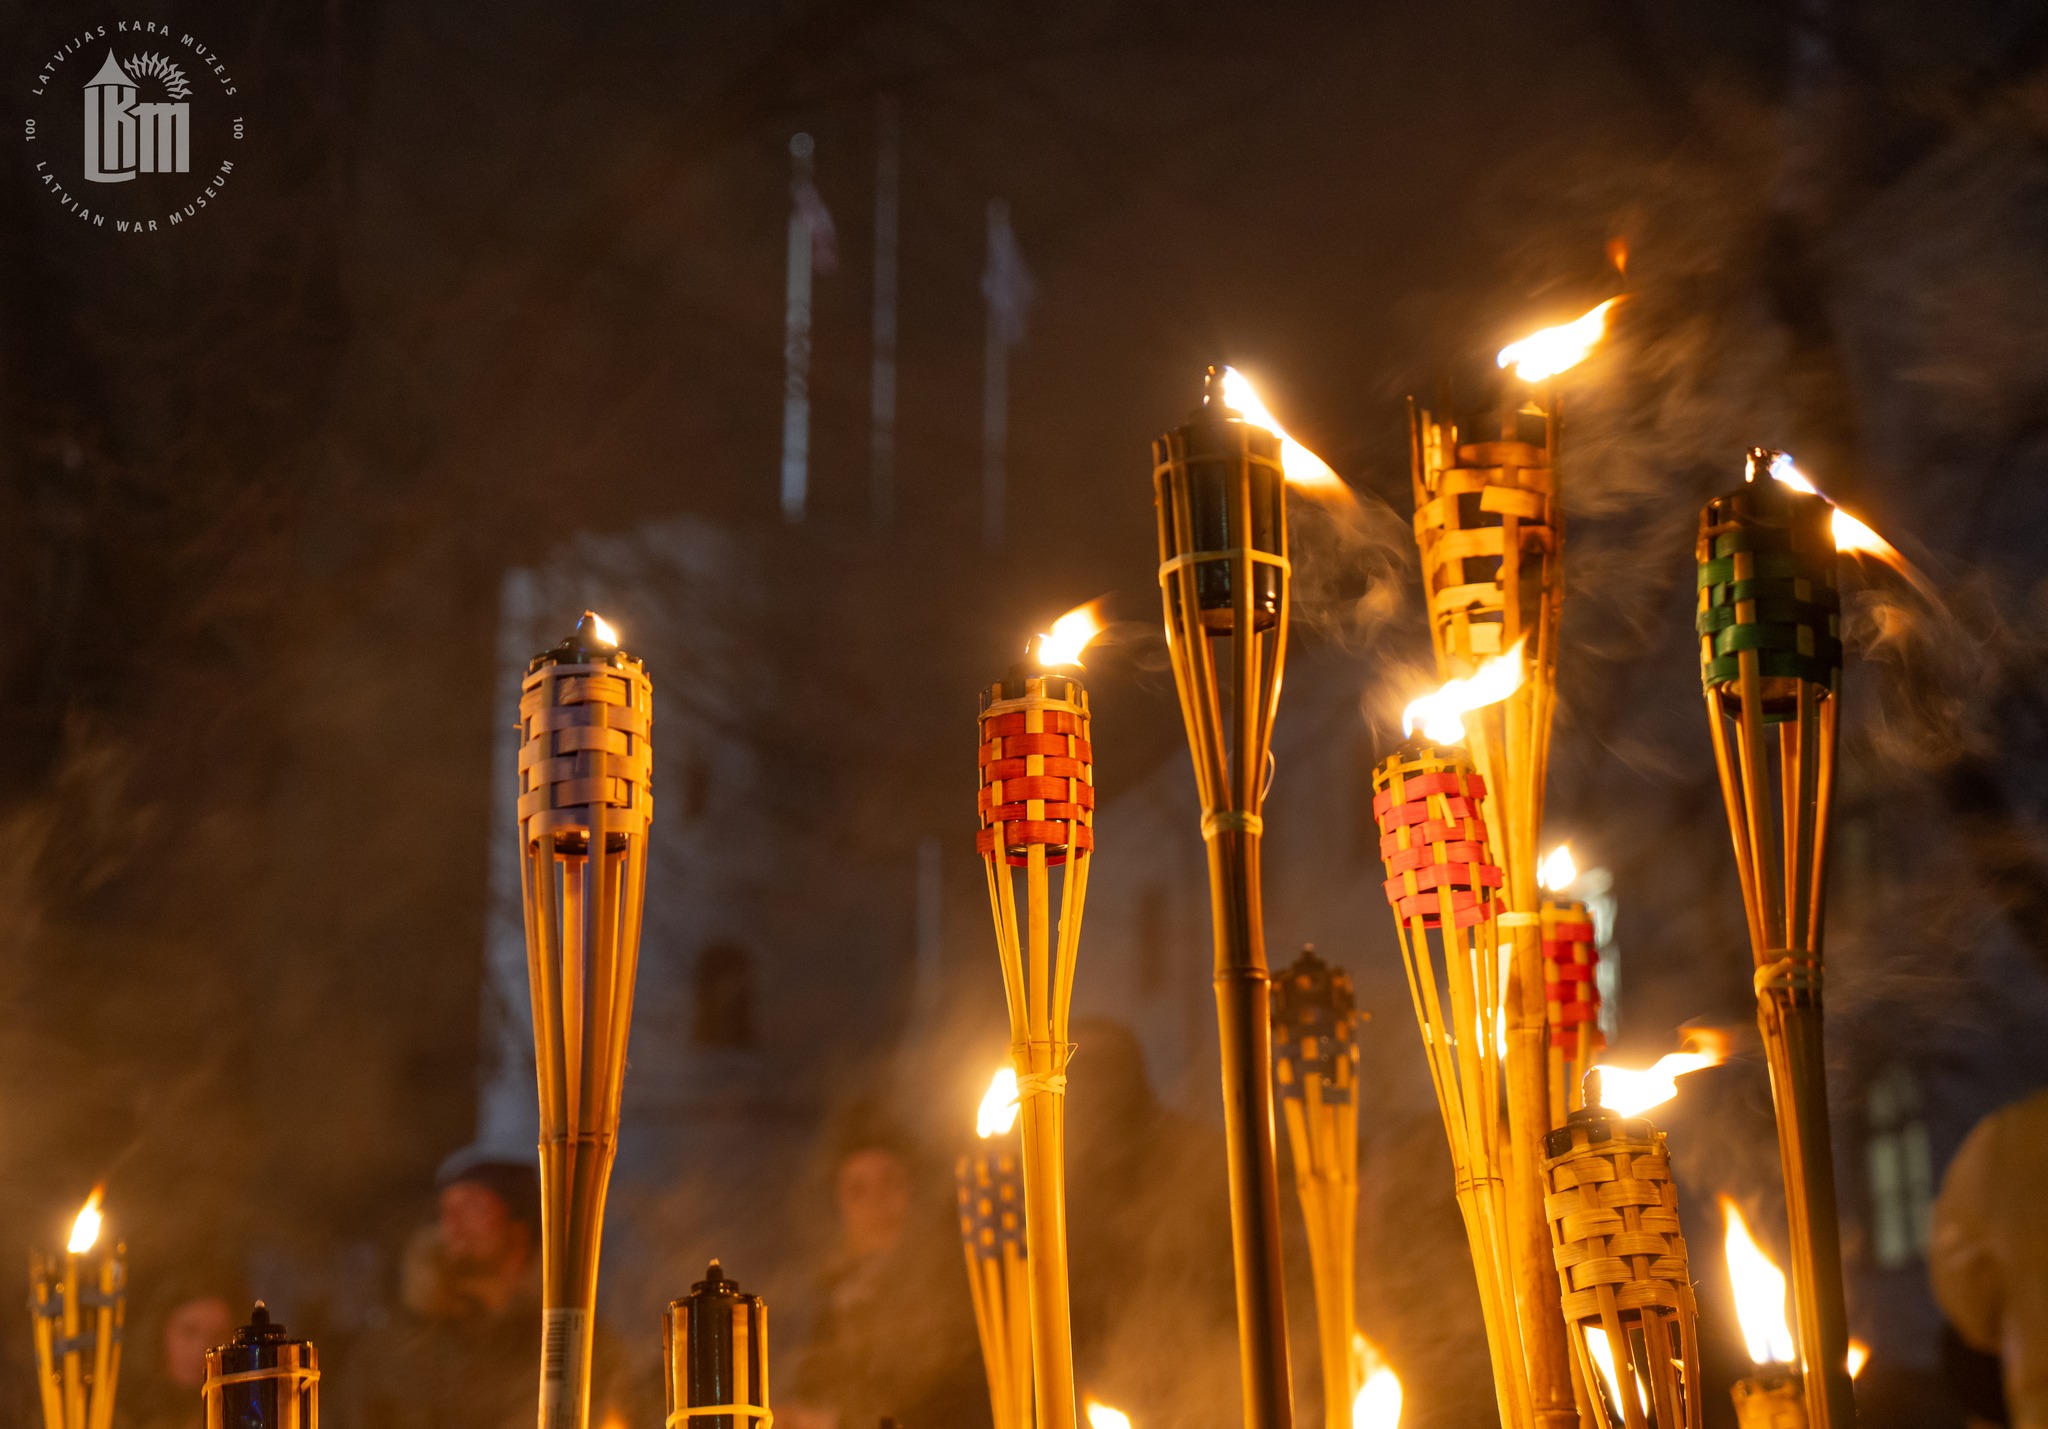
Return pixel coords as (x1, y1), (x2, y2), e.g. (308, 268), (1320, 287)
(29, 1188), (124, 1429)
(958, 1067), (1034, 1429)
(663, 1261), (771, 1429)
(1371, 734), (1528, 1429)
(518, 610), (655, 1429)
(1535, 846), (1606, 1124)
(1540, 1086), (1705, 1429)
(1411, 301), (1618, 1429)
(1154, 364), (1348, 1429)
(202, 1302), (320, 1429)
(1271, 948), (1362, 1429)
(974, 603), (1103, 1429)
(1696, 452), (1854, 1428)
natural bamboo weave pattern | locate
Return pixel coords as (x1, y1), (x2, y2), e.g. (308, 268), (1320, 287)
(1542, 1110), (1703, 1429)
(1410, 393), (1575, 1429)
(519, 615), (654, 1429)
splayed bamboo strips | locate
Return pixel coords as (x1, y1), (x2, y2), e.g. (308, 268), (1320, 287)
(1273, 949), (1363, 1429)
(1409, 390), (1579, 1428)
(1372, 740), (1531, 1429)
(1696, 456), (1854, 1429)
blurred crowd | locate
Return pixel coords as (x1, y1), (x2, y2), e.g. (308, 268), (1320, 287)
(81, 1018), (1235, 1429)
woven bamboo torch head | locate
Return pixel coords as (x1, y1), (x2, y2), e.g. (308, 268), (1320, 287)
(663, 1262), (770, 1429)
(977, 663), (1093, 870)
(1409, 374), (1559, 681)
(1153, 367), (1287, 635)
(1541, 1106), (1703, 1429)
(1371, 740), (1506, 932)
(1271, 947), (1360, 1103)
(1698, 451), (1842, 720)
(519, 610), (654, 1429)
(203, 1304), (318, 1429)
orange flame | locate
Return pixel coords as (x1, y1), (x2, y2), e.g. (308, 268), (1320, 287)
(1607, 238), (1629, 279)
(1758, 454), (1935, 598)
(977, 1065), (1020, 1138)
(1722, 1198), (1796, 1365)
(1847, 1339), (1870, 1380)
(1401, 638), (1528, 744)
(1084, 1400), (1132, 1429)
(1350, 1332), (1403, 1429)
(68, 1186), (104, 1255)
(1537, 843), (1578, 892)
(1497, 299), (1619, 383)
(1035, 600), (1107, 668)
(1592, 1041), (1726, 1118)
(1218, 367), (1347, 496)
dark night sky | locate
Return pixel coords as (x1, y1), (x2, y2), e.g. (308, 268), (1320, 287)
(6, 0), (2048, 1424)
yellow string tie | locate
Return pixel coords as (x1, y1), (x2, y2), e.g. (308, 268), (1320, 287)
(1202, 810), (1264, 840)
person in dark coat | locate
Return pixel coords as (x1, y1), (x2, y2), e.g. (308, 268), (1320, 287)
(782, 1105), (989, 1429)
(335, 1149), (632, 1429)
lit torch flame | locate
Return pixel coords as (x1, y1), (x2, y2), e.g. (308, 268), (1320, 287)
(1591, 1047), (1725, 1118)
(1350, 1332), (1403, 1429)
(68, 1187), (104, 1255)
(1847, 1339), (1870, 1380)
(1537, 844), (1578, 892)
(977, 1065), (1021, 1138)
(1035, 599), (1107, 668)
(588, 612), (619, 646)
(1758, 454), (1935, 597)
(1401, 638), (1528, 744)
(1218, 367), (1348, 496)
(1084, 1399), (1132, 1429)
(1584, 1327), (1646, 1417)
(1722, 1198), (1797, 1365)
(1497, 299), (1619, 383)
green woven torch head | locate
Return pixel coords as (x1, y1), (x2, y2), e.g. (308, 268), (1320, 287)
(1696, 449), (1841, 721)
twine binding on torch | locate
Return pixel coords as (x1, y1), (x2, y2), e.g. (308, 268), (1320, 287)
(1012, 1041), (1076, 1100)
(1754, 956), (1822, 995)
(1202, 810), (1264, 839)
(668, 1407), (773, 1427)
(1496, 911), (1541, 926)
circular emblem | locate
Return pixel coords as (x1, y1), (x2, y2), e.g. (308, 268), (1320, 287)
(22, 21), (245, 233)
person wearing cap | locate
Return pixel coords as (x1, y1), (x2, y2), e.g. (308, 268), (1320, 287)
(335, 1147), (632, 1429)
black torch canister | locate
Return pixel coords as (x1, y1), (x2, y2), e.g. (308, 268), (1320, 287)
(663, 1261), (770, 1429)
(203, 1303), (318, 1429)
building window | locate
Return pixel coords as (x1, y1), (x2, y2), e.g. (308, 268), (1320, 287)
(1865, 1064), (1933, 1267)
(693, 941), (754, 1048)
